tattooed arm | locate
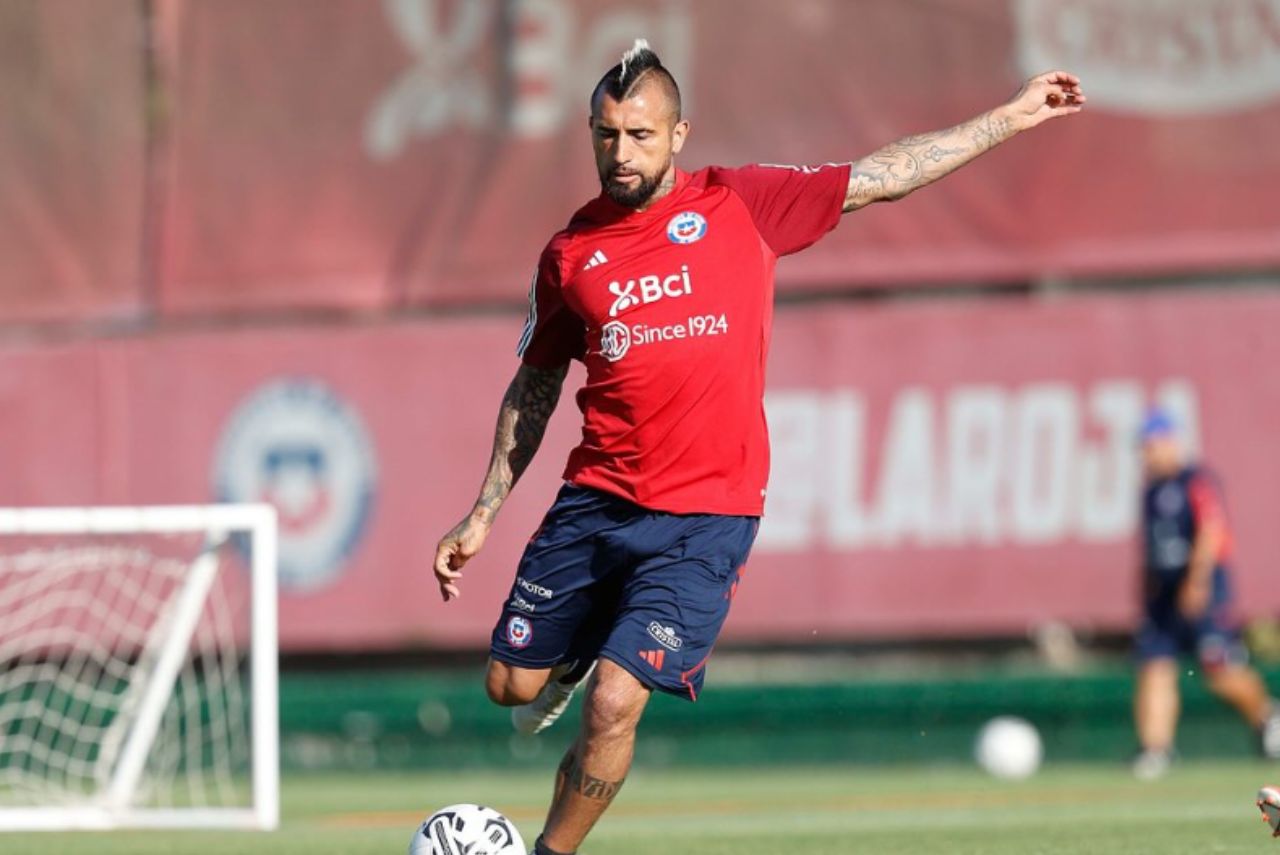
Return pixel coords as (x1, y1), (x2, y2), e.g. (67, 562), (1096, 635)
(843, 71), (1085, 213)
(433, 362), (569, 601)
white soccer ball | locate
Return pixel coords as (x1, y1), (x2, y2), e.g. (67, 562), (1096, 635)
(409, 803), (527, 855)
(974, 716), (1043, 780)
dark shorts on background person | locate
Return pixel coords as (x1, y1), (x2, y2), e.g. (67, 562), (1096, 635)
(1135, 566), (1247, 670)
(490, 483), (758, 700)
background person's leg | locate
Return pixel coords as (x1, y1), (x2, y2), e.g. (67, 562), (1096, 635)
(1134, 657), (1180, 753)
(1204, 663), (1270, 728)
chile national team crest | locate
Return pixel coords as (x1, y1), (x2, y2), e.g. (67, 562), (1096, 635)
(666, 211), (707, 245)
(506, 616), (533, 649)
(212, 378), (377, 592)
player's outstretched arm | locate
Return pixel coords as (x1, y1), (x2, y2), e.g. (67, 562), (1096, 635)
(842, 71), (1085, 213)
(433, 362), (569, 601)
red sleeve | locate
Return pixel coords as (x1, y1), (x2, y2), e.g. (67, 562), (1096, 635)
(709, 163), (850, 256)
(1187, 475), (1226, 529)
(516, 247), (585, 368)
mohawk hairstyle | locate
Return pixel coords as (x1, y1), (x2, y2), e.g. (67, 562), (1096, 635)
(591, 38), (682, 120)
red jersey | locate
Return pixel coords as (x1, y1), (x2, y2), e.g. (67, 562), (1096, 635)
(518, 163), (850, 516)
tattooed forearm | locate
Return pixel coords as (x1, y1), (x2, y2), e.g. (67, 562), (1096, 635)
(844, 108), (1016, 212)
(472, 362), (568, 521)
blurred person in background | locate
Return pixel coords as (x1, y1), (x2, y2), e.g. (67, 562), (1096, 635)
(1132, 408), (1280, 779)
(435, 39), (1084, 855)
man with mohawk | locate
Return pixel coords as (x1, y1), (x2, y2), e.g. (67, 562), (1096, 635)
(435, 39), (1085, 854)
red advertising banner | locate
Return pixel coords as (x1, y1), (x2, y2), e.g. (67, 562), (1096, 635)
(0, 0), (146, 323)
(154, 0), (1280, 313)
(0, 289), (1277, 648)
(6, 1), (1278, 323)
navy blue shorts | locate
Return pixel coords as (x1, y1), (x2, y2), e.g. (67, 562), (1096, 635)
(490, 484), (758, 700)
(1134, 567), (1247, 670)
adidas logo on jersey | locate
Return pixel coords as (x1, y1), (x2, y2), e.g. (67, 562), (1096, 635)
(582, 250), (609, 271)
(608, 265), (693, 317)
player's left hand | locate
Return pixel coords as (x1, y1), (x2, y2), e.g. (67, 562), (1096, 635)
(1005, 71), (1086, 131)
(1178, 578), (1212, 619)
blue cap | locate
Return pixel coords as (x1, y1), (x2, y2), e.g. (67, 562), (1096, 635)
(1138, 407), (1176, 442)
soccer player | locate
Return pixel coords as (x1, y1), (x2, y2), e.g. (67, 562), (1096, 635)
(1131, 408), (1280, 780)
(434, 40), (1084, 854)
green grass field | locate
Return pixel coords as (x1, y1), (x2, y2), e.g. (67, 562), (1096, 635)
(3, 762), (1276, 853)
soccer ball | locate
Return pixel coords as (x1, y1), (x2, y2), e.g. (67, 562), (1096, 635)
(409, 803), (527, 855)
(974, 716), (1043, 780)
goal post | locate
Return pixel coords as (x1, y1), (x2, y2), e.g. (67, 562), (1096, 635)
(0, 505), (279, 831)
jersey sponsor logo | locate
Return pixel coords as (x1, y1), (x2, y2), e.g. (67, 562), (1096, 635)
(598, 313), (729, 363)
(516, 576), (554, 599)
(666, 211), (707, 245)
(600, 320), (632, 362)
(607, 264), (693, 317)
(647, 622), (684, 651)
(638, 649), (666, 670)
(582, 249), (609, 271)
(506, 615), (533, 649)
(213, 378), (377, 592)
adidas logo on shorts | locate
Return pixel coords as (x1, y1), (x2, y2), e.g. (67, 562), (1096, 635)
(638, 649), (666, 670)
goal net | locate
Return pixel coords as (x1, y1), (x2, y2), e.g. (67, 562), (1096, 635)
(0, 505), (278, 831)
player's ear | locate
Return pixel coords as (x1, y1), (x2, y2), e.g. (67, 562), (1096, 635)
(671, 119), (689, 154)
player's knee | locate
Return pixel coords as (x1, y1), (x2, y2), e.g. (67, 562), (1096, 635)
(484, 664), (541, 707)
(583, 677), (645, 738)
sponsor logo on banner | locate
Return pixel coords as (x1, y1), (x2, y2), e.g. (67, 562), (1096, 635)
(213, 378), (377, 592)
(1015, 0), (1280, 115)
(666, 212), (707, 245)
(758, 378), (1200, 552)
(366, 0), (692, 156)
(647, 622), (684, 651)
(506, 616), (533, 649)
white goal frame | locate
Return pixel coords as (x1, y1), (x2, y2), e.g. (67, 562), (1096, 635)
(0, 504), (279, 831)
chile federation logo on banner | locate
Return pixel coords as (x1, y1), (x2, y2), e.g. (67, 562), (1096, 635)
(213, 378), (377, 592)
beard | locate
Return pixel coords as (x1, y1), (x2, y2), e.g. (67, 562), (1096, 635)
(600, 163), (667, 208)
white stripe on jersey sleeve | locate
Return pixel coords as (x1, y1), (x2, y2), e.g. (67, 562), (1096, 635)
(756, 161), (852, 174)
(515, 267), (538, 357)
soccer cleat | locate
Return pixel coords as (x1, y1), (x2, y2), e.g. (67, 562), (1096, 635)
(512, 661), (596, 735)
(1258, 786), (1280, 837)
(1131, 748), (1172, 781)
(1259, 708), (1280, 759)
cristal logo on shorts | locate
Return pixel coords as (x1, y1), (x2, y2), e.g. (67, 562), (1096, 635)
(647, 621), (684, 650)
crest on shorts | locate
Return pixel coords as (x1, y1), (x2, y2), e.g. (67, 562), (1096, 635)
(506, 616), (533, 649)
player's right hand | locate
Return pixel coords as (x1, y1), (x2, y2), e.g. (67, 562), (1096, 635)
(433, 514), (491, 602)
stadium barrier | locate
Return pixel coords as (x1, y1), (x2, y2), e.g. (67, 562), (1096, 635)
(277, 665), (1280, 771)
(0, 289), (1277, 649)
